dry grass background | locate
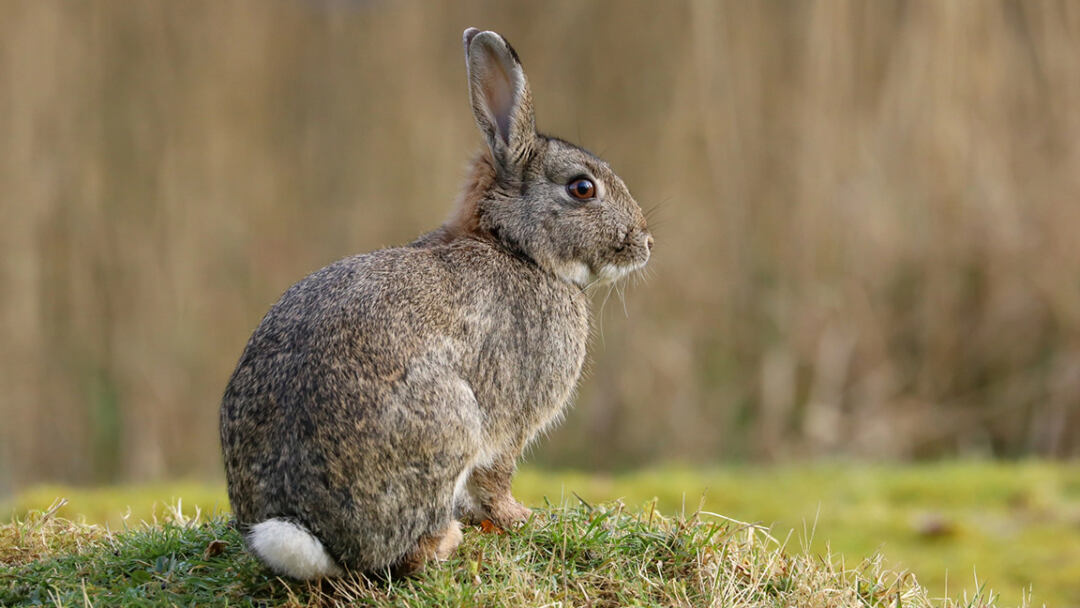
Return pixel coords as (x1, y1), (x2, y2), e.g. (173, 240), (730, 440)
(1, 0), (1079, 489)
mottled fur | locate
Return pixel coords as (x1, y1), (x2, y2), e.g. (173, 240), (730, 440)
(220, 28), (652, 579)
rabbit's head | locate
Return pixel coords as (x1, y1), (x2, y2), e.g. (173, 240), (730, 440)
(453, 28), (652, 287)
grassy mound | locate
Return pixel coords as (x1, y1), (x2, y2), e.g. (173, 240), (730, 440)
(7, 462), (1079, 605)
(1, 498), (1015, 608)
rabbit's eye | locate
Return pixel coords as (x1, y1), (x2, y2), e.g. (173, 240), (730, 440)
(567, 178), (596, 200)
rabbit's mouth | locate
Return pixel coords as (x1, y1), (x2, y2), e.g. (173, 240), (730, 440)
(555, 255), (649, 289)
(593, 230), (652, 284)
(553, 228), (652, 288)
(595, 258), (649, 284)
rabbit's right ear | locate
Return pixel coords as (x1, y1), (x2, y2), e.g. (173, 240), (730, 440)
(463, 28), (537, 178)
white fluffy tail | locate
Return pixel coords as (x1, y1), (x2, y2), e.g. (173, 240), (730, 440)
(247, 518), (343, 580)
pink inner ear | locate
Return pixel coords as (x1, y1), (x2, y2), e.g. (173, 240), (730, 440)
(480, 46), (515, 144)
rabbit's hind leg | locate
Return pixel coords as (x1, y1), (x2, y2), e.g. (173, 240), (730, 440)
(390, 519), (463, 577)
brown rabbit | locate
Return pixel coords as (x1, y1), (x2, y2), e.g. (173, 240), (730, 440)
(220, 27), (652, 579)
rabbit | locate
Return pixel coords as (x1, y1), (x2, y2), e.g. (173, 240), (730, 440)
(219, 27), (653, 580)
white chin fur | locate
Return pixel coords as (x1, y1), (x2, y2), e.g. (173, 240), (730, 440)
(556, 258), (648, 287)
(594, 260), (647, 284)
(555, 261), (593, 287)
(248, 518), (343, 580)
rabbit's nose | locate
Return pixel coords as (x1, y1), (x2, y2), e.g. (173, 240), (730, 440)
(646, 234), (654, 251)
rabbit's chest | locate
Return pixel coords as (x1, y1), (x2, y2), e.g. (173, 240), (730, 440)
(463, 288), (589, 437)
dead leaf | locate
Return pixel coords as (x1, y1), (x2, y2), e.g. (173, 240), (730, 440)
(479, 519), (504, 534)
(203, 539), (227, 560)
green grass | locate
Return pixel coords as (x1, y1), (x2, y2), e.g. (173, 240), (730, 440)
(1, 498), (1007, 608)
(4, 461), (1077, 606)
(517, 462), (1080, 607)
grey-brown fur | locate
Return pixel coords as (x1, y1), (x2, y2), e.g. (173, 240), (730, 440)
(220, 28), (652, 577)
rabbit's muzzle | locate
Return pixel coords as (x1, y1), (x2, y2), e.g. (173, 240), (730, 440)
(596, 224), (651, 283)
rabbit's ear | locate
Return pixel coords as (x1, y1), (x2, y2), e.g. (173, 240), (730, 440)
(463, 29), (537, 175)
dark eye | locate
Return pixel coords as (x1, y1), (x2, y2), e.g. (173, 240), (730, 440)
(567, 177), (596, 200)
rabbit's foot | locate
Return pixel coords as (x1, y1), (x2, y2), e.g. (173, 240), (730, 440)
(465, 464), (533, 529)
(487, 496), (532, 529)
(462, 496), (531, 530)
(391, 519), (463, 576)
(435, 520), (463, 560)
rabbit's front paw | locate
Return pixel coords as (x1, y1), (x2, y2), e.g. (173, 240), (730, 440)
(488, 497), (532, 529)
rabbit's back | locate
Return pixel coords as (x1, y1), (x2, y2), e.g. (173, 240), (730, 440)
(221, 237), (588, 570)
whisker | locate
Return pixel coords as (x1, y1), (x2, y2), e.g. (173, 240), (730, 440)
(644, 218), (668, 232)
(644, 200), (668, 220)
(583, 273), (604, 290)
(643, 199), (669, 222)
(618, 280), (629, 318)
(597, 281), (618, 345)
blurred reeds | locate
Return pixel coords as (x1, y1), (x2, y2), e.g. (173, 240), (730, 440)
(1, 0), (1078, 488)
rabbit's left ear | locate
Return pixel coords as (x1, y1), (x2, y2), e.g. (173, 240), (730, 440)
(463, 28), (537, 175)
